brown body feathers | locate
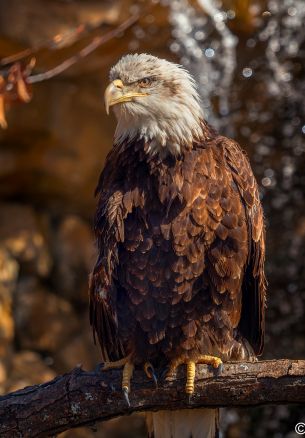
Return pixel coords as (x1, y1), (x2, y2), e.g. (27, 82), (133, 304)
(89, 122), (266, 365)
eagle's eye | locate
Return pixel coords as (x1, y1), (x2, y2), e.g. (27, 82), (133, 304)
(138, 77), (153, 88)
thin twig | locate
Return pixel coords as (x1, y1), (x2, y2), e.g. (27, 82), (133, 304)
(0, 17), (123, 66)
(27, 13), (139, 84)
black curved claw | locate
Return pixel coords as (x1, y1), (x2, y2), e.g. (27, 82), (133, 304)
(122, 387), (130, 407)
(152, 370), (158, 388)
(146, 364), (158, 388)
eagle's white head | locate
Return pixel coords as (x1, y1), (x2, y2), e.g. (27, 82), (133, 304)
(104, 53), (204, 156)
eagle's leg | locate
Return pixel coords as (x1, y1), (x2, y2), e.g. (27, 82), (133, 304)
(101, 355), (134, 406)
(102, 357), (158, 405)
(185, 355), (223, 396)
(165, 357), (197, 396)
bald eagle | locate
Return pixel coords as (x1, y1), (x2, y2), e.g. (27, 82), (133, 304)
(89, 53), (266, 438)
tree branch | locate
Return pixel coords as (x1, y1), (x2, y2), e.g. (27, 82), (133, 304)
(1, 359), (305, 437)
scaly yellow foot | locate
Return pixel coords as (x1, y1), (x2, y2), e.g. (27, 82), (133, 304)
(185, 361), (196, 395)
(166, 355), (223, 397)
(101, 355), (134, 406)
(102, 357), (158, 406)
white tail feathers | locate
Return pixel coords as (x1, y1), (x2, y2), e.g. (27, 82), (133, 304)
(146, 408), (219, 438)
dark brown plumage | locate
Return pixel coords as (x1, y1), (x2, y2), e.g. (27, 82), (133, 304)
(89, 120), (266, 367)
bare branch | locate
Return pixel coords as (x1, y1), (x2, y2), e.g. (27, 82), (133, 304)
(0, 359), (304, 437)
(27, 14), (140, 84)
(1, 19), (114, 66)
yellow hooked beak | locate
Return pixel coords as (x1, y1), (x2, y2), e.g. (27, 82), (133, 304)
(104, 79), (148, 115)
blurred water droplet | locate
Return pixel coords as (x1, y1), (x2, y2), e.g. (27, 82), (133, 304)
(265, 168), (275, 178)
(213, 12), (225, 22)
(227, 10), (235, 19)
(240, 126), (251, 136)
(283, 164), (294, 177)
(242, 67), (253, 78)
(194, 30), (205, 41)
(262, 177), (272, 187)
(257, 145), (271, 156)
(205, 48), (215, 58)
(129, 4), (140, 14)
(287, 7), (297, 16)
(128, 40), (139, 51)
(170, 42), (180, 53)
(133, 26), (145, 39)
(246, 38), (256, 48)
(145, 15), (155, 24)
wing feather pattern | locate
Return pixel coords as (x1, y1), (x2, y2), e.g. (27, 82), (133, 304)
(90, 141), (146, 362)
(89, 188), (125, 362)
(89, 147), (127, 362)
(223, 137), (267, 355)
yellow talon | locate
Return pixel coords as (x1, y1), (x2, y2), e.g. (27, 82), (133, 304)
(101, 355), (135, 406)
(122, 361), (134, 393)
(185, 361), (196, 395)
(197, 354), (223, 369)
(166, 354), (223, 397)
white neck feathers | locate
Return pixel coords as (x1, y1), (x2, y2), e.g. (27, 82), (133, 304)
(114, 99), (203, 156)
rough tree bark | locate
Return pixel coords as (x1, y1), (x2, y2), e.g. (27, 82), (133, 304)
(0, 359), (305, 437)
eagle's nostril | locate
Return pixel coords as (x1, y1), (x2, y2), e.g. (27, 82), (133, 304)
(113, 79), (124, 89)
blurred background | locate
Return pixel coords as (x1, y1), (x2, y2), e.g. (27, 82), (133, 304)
(0, 0), (304, 436)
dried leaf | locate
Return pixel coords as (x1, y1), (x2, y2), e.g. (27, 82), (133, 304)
(0, 94), (7, 129)
(17, 76), (31, 103)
